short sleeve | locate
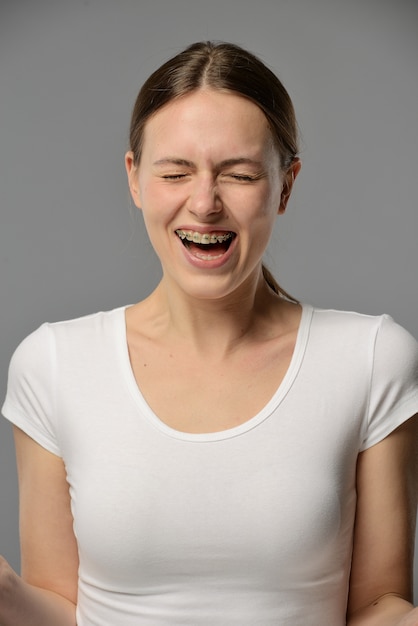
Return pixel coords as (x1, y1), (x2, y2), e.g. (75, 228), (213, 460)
(360, 315), (418, 451)
(1, 323), (61, 456)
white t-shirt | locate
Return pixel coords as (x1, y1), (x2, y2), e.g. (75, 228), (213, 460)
(2, 304), (418, 625)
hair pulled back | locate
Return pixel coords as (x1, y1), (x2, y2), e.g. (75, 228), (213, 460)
(129, 41), (299, 300)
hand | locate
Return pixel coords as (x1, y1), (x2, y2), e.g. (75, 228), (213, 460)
(0, 554), (18, 593)
(0, 555), (76, 626)
(0, 556), (20, 625)
(395, 608), (418, 626)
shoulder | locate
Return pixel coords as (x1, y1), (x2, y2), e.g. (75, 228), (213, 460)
(311, 306), (386, 331)
(306, 306), (418, 449)
(44, 306), (127, 341)
(310, 306), (417, 355)
(2, 307), (128, 455)
(306, 305), (418, 392)
(8, 306), (127, 378)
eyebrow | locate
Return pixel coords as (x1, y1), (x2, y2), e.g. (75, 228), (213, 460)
(152, 157), (264, 169)
(153, 158), (194, 168)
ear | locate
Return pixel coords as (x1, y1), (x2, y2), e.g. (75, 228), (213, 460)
(125, 151), (142, 209)
(278, 158), (301, 215)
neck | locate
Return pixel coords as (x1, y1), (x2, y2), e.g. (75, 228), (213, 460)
(144, 274), (292, 357)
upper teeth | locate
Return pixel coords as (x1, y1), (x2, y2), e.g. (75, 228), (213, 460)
(175, 230), (233, 245)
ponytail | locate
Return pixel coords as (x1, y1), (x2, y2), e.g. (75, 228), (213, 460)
(262, 264), (298, 303)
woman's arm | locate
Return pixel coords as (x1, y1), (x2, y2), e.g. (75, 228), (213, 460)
(0, 427), (78, 626)
(347, 414), (418, 626)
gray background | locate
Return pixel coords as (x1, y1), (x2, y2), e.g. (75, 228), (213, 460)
(1, 0), (417, 598)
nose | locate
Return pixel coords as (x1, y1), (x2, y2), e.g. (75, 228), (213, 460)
(188, 174), (223, 220)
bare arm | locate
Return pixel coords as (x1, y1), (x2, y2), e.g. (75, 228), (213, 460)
(347, 414), (418, 626)
(0, 427), (78, 626)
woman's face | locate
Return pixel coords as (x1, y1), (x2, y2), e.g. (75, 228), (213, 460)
(126, 88), (298, 301)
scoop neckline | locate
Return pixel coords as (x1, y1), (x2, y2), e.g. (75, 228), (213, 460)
(115, 303), (313, 442)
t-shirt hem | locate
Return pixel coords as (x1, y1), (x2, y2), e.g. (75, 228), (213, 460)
(1, 400), (61, 457)
(359, 395), (418, 451)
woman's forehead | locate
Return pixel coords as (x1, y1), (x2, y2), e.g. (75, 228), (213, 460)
(141, 89), (275, 156)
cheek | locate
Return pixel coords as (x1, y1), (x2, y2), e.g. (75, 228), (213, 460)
(246, 192), (280, 245)
(141, 181), (185, 215)
(231, 186), (279, 221)
(139, 186), (182, 248)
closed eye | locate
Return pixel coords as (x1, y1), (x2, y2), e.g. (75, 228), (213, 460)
(231, 174), (256, 181)
(161, 174), (188, 180)
(226, 173), (261, 182)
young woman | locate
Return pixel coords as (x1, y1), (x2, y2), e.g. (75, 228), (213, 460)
(1, 41), (418, 626)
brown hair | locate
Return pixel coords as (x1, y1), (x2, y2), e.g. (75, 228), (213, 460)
(129, 41), (299, 301)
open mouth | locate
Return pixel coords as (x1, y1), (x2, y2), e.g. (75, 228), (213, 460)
(175, 229), (236, 260)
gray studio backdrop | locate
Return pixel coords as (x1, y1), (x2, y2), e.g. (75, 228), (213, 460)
(1, 0), (418, 597)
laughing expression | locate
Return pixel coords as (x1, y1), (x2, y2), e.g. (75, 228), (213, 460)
(126, 88), (288, 301)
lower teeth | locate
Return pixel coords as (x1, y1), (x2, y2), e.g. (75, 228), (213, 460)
(194, 251), (224, 260)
